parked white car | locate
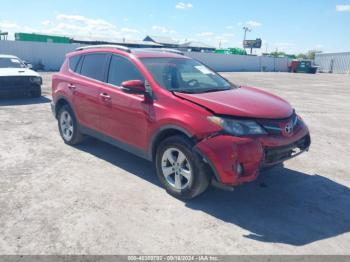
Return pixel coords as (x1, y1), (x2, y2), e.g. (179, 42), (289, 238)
(0, 54), (42, 98)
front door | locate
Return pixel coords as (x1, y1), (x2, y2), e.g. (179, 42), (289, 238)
(99, 55), (150, 151)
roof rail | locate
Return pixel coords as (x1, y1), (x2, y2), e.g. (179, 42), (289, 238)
(75, 44), (131, 53)
(133, 48), (184, 56)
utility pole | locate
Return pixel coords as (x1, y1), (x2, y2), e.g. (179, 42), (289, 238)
(243, 26), (251, 52)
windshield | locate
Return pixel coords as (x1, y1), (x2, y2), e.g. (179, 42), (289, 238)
(141, 58), (234, 93)
(0, 58), (25, 69)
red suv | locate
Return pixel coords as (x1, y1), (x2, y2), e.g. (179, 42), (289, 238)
(52, 45), (311, 199)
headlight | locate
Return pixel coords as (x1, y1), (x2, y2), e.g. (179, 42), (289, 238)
(208, 116), (267, 136)
(29, 76), (42, 85)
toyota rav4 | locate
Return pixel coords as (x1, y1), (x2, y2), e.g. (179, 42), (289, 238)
(51, 45), (311, 199)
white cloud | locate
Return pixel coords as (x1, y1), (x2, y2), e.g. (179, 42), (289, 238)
(336, 5), (350, 12)
(0, 14), (143, 42)
(272, 42), (295, 52)
(42, 20), (51, 26)
(237, 21), (262, 28)
(121, 27), (139, 34)
(0, 21), (21, 30)
(314, 44), (324, 50)
(0, 21), (36, 39)
(175, 2), (193, 9)
(196, 32), (214, 37)
(245, 20), (262, 28)
(222, 33), (234, 37)
(56, 14), (116, 31)
(152, 25), (171, 33)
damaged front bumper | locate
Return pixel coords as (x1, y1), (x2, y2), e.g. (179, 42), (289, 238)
(194, 123), (311, 188)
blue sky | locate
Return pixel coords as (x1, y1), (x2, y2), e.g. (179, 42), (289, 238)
(0, 0), (349, 54)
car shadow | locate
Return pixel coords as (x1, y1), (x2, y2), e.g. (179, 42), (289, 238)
(75, 137), (160, 186)
(0, 96), (51, 106)
(75, 137), (350, 246)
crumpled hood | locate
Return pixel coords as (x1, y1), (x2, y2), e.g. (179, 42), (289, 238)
(0, 68), (39, 77)
(175, 86), (293, 119)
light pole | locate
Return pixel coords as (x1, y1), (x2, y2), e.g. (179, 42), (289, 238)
(243, 26), (251, 52)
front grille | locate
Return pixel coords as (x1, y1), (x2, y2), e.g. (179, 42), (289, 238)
(257, 112), (299, 135)
(264, 135), (311, 165)
(0, 76), (31, 88)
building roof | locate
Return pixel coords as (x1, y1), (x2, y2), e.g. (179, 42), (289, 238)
(180, 41), (215, 49)
(144, 35), (179, 45)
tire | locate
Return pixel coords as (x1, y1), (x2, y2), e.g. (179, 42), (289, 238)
(30, 88), (41, 98)
(57, 104), (84, 145)
(155, 135), (209, 200)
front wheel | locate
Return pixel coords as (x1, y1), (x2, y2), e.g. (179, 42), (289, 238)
(155, 136), (209, 200)
(58, 105), (84, 145)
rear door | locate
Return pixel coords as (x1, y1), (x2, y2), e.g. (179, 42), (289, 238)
(99, 54), (150, 151)
(70, 53), (109, 132)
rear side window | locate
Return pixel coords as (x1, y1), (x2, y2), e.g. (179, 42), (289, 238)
(69, 55), (81, 72)
(80, 53), (109, 82)
(108, 55), (144, 86)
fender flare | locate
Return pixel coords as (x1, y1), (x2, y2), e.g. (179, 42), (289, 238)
(148, 124), (193, 160)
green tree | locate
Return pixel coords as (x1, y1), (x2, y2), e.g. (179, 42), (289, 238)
(307, 50), (322, 60)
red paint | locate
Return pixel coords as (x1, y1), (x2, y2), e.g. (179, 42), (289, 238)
(52, 47), (311, 187)
(175, 86), (293, 119)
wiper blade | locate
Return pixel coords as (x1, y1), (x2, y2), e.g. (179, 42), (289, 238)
(171, 88), (231, 94)
(170, 89), (198, 94)
(193, 88), (231, 94)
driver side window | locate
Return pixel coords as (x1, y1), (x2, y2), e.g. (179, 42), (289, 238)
(108, 55), (144, 86)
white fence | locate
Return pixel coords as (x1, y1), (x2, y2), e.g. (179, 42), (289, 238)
(0, 40), (290, 72)
(186, 52), (289, 72)
(315, 52), (350, 74)
(0, 41), (82, 71)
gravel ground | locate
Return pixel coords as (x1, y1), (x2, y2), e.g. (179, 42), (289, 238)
(0, 72), (349, 255)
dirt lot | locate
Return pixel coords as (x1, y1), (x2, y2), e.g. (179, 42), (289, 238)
(0, 72), (349, 254)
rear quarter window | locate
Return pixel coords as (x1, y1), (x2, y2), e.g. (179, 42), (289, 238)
(69, 55), (81, 72)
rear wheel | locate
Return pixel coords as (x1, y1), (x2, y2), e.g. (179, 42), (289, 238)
(58, 105), (84, 145)
(155, 136), (209, 200)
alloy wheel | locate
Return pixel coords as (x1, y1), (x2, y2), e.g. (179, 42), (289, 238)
(60, 111), (74, 141)
(161, 147), (193, 190)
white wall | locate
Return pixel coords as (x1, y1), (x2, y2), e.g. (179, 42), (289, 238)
(315, 52), (350, 74)
(0, 41), (83, 71)
(0, 40), (290, 72)
(185, 52), (289, 72)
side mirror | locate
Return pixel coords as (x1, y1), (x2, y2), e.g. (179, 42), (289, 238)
(121, 80), (146, 94)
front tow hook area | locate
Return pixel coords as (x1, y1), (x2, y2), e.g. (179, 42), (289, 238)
(211, 179), (235, 192)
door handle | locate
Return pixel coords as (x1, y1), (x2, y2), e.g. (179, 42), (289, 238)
(100, 93), (111, 101)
